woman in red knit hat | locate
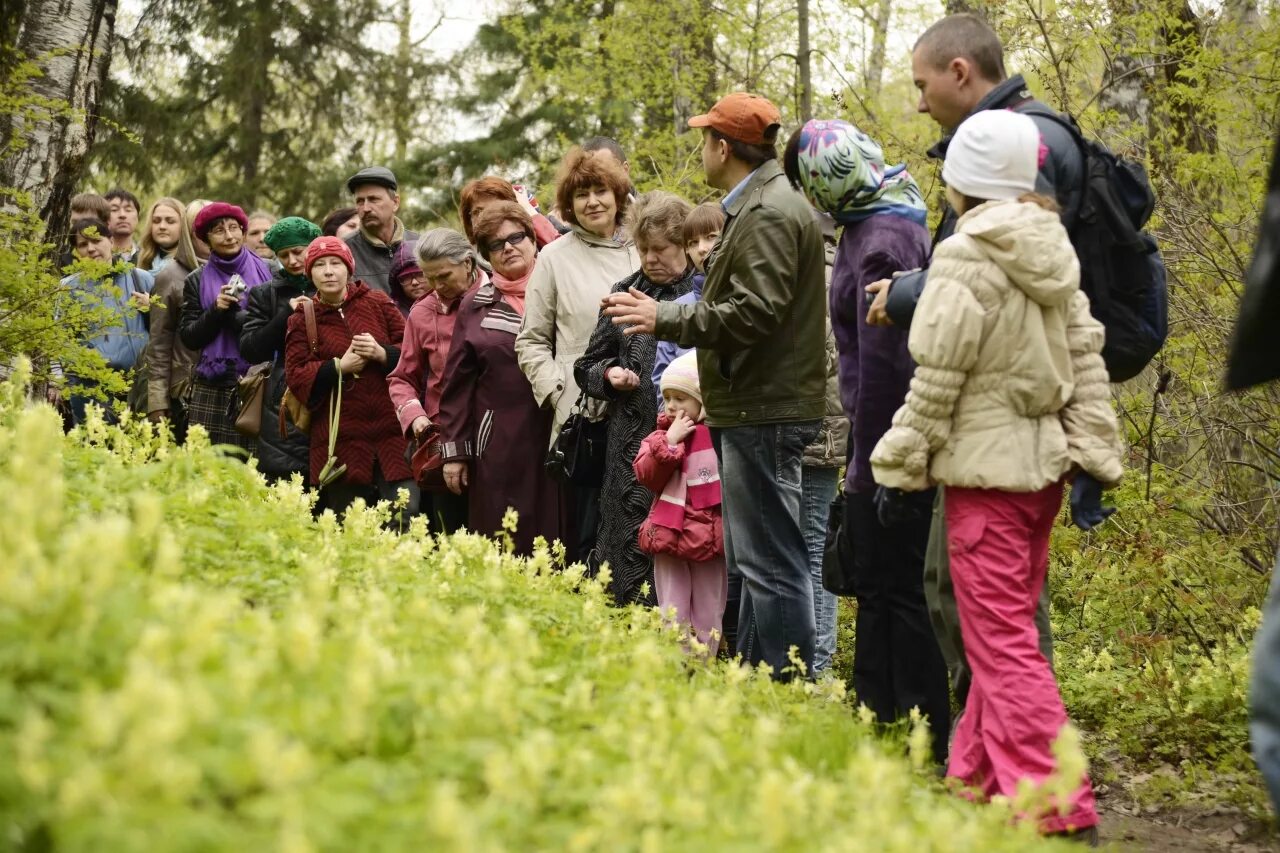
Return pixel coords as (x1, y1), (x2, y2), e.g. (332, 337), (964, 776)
(283, 237), (418, 526)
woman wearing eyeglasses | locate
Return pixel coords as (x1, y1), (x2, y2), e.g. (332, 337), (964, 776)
(573, 191), (696, 606)
(430, 208), (567, 555)
(179, 202), (272, 451)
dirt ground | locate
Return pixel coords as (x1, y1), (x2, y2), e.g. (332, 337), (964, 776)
(1097, 796), (1279, 852)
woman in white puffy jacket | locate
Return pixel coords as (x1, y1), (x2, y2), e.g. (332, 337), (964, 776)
(871, 109), (1122, 840)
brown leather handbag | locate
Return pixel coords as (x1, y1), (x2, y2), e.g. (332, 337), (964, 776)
(279, 298), (318, 438)
(234, 361), (272, 437)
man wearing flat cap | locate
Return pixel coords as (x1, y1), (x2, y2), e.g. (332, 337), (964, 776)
(343, 166), (419, 295)
(604, 92), (827, 682)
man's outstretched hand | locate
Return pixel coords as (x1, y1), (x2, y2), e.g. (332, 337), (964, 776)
(601, 287), (658, 336)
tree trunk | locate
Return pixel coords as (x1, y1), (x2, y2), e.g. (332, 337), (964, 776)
(236, 0), (273, 209)
(392, 0), (412, 164)
(1158, 0), (1216, 156)
(0, 0), (117, 244)
(865, 0), (892, 99)
(698, 0), (717, 109)
(797, 0), (812, 120)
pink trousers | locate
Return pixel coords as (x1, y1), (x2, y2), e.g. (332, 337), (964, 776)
(946, 482), (1098, 834)
(653, 554), (728, 656)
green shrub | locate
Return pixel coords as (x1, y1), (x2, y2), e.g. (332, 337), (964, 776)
(0, 367), (1073, 851)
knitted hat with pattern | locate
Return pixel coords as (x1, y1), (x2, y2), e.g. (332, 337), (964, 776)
(264, 216), (322, 253)
(304, 236), (355, 275)
(660, 350), (702, 404)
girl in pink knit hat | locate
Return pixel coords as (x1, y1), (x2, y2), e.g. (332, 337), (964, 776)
(632, 351), (727, 657)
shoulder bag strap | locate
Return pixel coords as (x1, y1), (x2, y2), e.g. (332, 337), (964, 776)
(302, 297), (319, 352)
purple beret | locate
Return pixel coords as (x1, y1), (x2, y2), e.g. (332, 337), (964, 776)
(390, 240), (422, 282)
(192, 202), (248, 240)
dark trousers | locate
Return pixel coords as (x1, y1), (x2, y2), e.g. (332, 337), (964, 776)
(421, 488), (468, 536)
(318, 463), (420, 532)
(571, 485), (602, 569)
(846, 489), (951, 764)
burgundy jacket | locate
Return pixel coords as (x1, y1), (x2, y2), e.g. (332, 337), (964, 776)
(284, 281), (411, 486)
(632, 414), (724, 563)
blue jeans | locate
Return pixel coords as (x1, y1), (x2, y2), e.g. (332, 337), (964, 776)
(1252, 551), (1280, 817)
(712, 421), (820, 681)
(802, 465), (839, 675)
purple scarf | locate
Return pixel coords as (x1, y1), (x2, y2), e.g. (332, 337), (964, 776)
(196, 248), (272, 379)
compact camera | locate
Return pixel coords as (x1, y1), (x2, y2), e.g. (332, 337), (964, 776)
(225, 275), (247, 298)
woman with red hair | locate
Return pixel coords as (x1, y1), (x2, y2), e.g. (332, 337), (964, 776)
(459, 176), (562, 249)
(514, 147), (639, 566)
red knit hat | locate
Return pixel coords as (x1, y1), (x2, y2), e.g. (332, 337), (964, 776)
(192, 202), (248, 240)
(304, 236), (355, 275)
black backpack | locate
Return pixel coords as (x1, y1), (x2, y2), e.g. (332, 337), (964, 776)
(1018, 105), (1169, 383)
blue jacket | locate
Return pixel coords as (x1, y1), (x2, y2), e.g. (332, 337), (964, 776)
(65, 268), (155, 371)
(651, 273), (703, 407)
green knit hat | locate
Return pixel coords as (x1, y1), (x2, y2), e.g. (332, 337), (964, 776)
(264, 216), (322, 253)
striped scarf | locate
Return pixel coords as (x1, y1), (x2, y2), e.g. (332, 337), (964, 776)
(649, 423), (720, 530)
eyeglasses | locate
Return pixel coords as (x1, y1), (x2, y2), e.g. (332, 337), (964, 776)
(485, 231), (530, 255)
(208, 222), (243, 237)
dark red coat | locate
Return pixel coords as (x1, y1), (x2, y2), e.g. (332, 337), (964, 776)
(284, 282), (411, 486)
(632, 414), (724, 563)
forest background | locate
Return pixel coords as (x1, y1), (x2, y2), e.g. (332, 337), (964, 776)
(3, 0), (1280, 831)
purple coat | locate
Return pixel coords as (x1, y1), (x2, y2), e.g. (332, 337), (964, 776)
(829, 215), (930, 493)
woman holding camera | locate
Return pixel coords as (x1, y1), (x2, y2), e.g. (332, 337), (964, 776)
(179, 202), (272, 451)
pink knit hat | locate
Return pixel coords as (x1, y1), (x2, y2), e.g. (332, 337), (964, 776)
(192, 202), (248, 240)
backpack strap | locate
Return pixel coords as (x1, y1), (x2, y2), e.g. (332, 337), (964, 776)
(1010, 101), (1092, 224)
(301, 297), (318, 353)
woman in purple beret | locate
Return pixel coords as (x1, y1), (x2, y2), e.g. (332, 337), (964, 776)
(179, 202), (272, 451)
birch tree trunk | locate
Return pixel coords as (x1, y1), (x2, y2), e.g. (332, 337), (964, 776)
(797, 0), (812, 120)
(865, 0), (892, 99)
(0, 0), (117, 243)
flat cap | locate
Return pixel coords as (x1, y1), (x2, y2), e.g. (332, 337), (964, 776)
(346, 165), (398, 194)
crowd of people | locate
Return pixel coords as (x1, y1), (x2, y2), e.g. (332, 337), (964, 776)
(51, 12), (1213, 842)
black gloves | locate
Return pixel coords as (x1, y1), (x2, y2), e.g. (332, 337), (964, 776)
(873, 485), (931, 527)
(1069, 472), (1116, 531)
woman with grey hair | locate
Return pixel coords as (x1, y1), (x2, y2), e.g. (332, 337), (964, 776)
(388, 227), (485, 535)
(433, 205), (568, 555)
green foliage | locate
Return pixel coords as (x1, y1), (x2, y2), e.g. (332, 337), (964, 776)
(89, 0), (444, 218)
(0, 59), (150, 398)
(0, 369), (1083, 851)
(1049, 467), (1269, 809)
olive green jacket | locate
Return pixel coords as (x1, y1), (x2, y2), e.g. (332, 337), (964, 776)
(653, 160), (827, 427)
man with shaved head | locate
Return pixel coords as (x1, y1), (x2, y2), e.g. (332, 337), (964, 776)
(863, 12), (1089, 723)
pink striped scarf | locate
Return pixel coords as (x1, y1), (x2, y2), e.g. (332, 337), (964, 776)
(650, 423), (721, 530)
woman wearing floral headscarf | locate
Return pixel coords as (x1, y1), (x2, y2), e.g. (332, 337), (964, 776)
(784, 119), (950, 763)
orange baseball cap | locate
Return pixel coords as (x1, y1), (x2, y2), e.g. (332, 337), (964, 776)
(688, 92), (782, 145)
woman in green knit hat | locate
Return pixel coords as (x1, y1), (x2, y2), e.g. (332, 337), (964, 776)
(240, 216), (322, 481)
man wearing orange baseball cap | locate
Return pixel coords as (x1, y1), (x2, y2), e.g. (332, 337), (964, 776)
(604, 92), (827, 681)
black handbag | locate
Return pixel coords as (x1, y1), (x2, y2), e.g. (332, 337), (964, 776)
(821, 489), (857, 596)
(546, 390), (608, 488)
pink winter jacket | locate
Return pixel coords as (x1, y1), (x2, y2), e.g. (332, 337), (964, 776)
(632, 414), (724, 563)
